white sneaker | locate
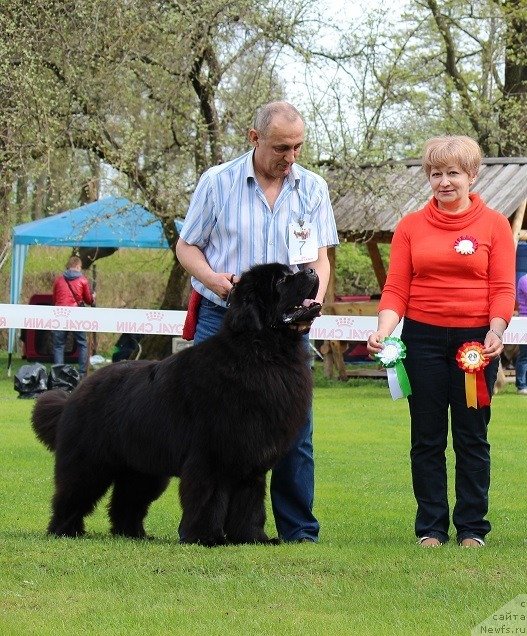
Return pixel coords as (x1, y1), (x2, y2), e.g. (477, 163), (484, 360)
(517, 388), (527, 395)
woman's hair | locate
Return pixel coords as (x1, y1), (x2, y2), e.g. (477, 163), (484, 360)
(422, 135), (483, 177)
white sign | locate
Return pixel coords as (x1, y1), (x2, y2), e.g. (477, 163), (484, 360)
(1, 304), (527, 342)
(0, 304), (187, 337)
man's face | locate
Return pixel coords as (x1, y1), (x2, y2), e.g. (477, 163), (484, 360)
(250, 115), (304, 180)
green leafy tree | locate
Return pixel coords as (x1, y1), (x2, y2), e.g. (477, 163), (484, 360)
(297, 0), (526, 296)
(309, 0), (527, 162)
(1, 0), (328, 355)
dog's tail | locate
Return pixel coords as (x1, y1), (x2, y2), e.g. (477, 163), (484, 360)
(31, 389), (69, 452)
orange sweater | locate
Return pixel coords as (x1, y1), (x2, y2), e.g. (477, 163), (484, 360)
(378, 194), (516, 327)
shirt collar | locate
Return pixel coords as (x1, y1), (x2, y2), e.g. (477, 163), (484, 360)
(245, 149), (299, 187)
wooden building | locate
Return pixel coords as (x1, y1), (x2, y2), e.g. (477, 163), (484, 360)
(329, 157), (527, 297)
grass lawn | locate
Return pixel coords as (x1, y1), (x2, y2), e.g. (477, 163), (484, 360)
(1, 358), (526, 635)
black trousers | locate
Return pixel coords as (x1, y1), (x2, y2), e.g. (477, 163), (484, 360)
(401, 318), (499, 543)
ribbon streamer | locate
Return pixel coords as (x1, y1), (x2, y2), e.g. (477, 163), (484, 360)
(456, 341), (490, 409)
(375, 337), (412, 400)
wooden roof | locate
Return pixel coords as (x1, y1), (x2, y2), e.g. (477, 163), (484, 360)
(332, 157), (527, 243)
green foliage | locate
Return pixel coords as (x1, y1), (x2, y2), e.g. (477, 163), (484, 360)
(0, 0), (325, 225)
(303, 0), (527, 164)
(335, 242), (387, 296)
(2, 0), (525, 314)
(1, 359), (526, 635)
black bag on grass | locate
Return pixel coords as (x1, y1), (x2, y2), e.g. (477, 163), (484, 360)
(48, 364), (80, 392)
(14, 363), (49, 399)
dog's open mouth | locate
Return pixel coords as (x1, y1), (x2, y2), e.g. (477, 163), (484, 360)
(281, 275), (321, 327)
(274, 269), (320, 331)
(282, 299), (322, 326)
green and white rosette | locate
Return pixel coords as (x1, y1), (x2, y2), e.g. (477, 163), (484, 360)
(374, 336), (412, 400)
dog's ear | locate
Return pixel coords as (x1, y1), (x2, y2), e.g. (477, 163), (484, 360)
(225, 279), (266, 333)
(227, 295), (264, 332)
(224, 264), (287, 333)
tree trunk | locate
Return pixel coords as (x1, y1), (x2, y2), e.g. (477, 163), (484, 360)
(0, 183), (10, 245)
(138, 254), (191, 360)
(80, 151), (101, 204)
(31, 172), (48, 220)
(499, 0), (527, 155)
(76, 164), (113, 269)
(15, 175), (28, 223)
(77, 247), (118, 270)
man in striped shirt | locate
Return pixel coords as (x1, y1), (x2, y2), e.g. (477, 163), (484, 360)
(176, 101), (339, 543)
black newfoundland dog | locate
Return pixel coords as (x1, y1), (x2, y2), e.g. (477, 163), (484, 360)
(32, 263), (320, 545)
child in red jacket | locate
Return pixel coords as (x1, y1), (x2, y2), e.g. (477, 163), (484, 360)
(52, 256), (95, 376)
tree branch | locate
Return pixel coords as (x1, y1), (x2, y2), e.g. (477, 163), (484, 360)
(425, 0), (489, 148)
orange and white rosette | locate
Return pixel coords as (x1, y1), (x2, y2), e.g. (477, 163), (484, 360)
(456, 341), (490, 409)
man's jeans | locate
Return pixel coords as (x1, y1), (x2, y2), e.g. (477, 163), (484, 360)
(52, 330), (88, 376)
(515, 344), (527, 390)
(401, 318), (498, 544)
(190, 298), (319, 542)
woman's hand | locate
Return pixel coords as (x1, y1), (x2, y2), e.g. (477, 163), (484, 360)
(483, 330), (503, 359)
(367, 309), (401, 357)
(367, 331), (387, 356)
(483, 320), (507, 359)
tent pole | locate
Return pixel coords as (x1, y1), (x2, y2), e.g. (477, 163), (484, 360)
(92, 263), (98, 354)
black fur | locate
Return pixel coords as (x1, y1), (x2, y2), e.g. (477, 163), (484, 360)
(32, 263), (319, 545)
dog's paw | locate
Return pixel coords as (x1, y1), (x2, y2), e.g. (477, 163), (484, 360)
(180, 535), (227, 547)
(265, 537), (282, 545)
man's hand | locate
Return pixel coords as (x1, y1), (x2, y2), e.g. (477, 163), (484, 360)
(207, 272), (237, 300)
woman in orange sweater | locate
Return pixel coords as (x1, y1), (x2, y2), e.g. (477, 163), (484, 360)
(367, 136), (515, 548)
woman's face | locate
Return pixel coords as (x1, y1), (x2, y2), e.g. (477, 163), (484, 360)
(428, 163), (473, 212)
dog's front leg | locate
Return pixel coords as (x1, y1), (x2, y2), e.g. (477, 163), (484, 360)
(178, 460), (229, 547)
(223, 475), (275, 545)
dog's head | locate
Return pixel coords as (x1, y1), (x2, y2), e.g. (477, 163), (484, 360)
(224, 263), (320, 334)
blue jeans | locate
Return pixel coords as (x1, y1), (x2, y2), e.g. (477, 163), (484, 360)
(191, 298), (319, 542)
(515, 344), (527, 390)
(401, 318), (498, 544)
(52, 330), (88, 376)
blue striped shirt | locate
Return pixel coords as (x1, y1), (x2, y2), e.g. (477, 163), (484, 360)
(180, 150), (339, 305)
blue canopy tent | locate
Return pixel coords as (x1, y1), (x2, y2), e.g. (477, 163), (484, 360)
(8, 195), (183, 372)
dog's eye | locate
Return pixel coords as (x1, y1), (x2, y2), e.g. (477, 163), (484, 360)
(275, 275), (291, 290)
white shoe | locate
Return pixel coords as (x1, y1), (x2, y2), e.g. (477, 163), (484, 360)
(517, 388), (527, 395)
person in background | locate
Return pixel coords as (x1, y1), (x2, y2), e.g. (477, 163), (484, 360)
(176, 100), (339, 543)
(52, 255), (95, 377)
(367, 136), (515, 548)
(515, 272), (527, 395)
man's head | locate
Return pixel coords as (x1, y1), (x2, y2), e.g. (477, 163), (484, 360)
(249, 101), (304, 181)
(66, 256), (82, 271)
